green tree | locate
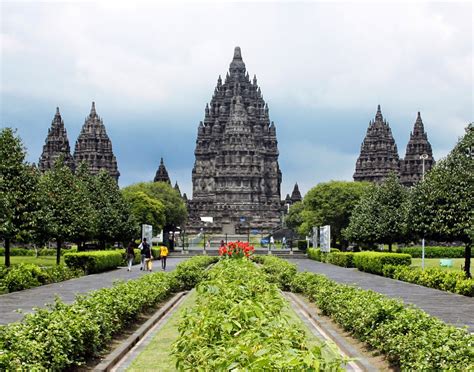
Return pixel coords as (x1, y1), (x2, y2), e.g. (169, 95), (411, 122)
(408, 124), (473, 277)
(121, 189), (166, 233)
(299, 181), (371, 248)
(39, 158), (94, 264)
(0, 128), (40, 266)
(285, 201), (304, 232)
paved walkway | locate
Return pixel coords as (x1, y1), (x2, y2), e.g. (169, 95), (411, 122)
(0, 258), (187, 325)
(291, 259), (474, 331)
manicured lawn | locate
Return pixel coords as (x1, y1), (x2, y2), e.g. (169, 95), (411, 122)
(2, 256), (63, 267)
(411, 258), (470, 272)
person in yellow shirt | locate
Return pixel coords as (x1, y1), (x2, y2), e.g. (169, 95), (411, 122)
(160, 245), (169, 270)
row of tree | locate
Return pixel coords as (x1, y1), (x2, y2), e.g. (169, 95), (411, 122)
(288, 124), (473, 277)
(0, 128), (187, 267)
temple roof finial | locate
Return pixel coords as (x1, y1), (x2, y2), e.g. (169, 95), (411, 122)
(375, 104), (383, 121)
(55, 107), (60, 116)
(90, 101), (96, 116)
(233, 46), (242, 60)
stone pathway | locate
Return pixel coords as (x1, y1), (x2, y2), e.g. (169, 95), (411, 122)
(291, 259), (474, 332)
(0, 258), (187, 325)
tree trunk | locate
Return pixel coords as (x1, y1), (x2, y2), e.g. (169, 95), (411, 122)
(5, 238), (10, 267)
(464, 243), (471, 279)
(388, 242), (392, 252)
(56, 239), (62, 265)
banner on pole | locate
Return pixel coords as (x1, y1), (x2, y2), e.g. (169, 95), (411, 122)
(142, 224), (153, 242)
(320, 225), (331, 252)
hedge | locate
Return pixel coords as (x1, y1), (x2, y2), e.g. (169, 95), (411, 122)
(254, 255), (297, 291)
(0, 256), (216, 371)
(396, 246), (465, 258)
(0, 264), (83, 293)
(257, 257), (473, 371)
(307, 247), (340, 262)
(353, 252), (411, 275)
(64, 251), (123, 274)
(383, 265), (474, 297)
(326, 252), (355, 268)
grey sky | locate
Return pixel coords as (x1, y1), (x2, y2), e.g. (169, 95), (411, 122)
(1, 1), (472, 197)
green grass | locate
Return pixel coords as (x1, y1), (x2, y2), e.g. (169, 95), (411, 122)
(1, 256), (63, 267)
(127, 290), (343, 371)
(411, 258), (470, 272)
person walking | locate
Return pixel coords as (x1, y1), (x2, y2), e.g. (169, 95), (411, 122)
(138, 238), (149, 271)
(160, 245), (169, 271)
(282, 236), (287, 249)
(126, 241), (135, 271)
(269, 235), (275, 251)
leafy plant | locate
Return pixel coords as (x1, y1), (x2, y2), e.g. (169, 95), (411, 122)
(353, 252), (411, 275)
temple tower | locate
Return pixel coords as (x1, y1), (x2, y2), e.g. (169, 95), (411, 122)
(187, 47), (282, 234)
(353, 105), (400, 183)
(39, 107), (75, 172)
(400, 112), (435, 186)
(154, 157), (171, 184)
(290, 183), (302, 204)
(73, 102), (120, 181)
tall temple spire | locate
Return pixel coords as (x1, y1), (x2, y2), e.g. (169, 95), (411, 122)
(154, 157), (171, 184)
(188, 46), (282, 234)
(174, 181), (182, 196)
(400, 112), (435, 187)
(290, 183), (302, 204)
(353, 105), (400, 183)
(39, 107), (75, 172)
(73, 102), (120, 181)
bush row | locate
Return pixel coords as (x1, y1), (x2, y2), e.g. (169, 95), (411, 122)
(0, 264), (83, 293)
(0, 248), (73, 256)
(326, 252), (355, 267)
(173, 259), (343, 370)
(396, 246), (465, 258)
(0, 256), (216, 370)
(306, 247), (340, 262)
(352, 252), (411, 274)
(257, 256), (474, 371)
(383, 265), (474, 297)
(64, 251), (124, 274)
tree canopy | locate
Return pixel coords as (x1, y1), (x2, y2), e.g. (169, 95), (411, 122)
(121, 189), (166, 233)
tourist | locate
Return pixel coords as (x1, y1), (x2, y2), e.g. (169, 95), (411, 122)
(270, 235), (275, 250)
(126, 241), (135, 271)
(138, 238), (149, 271)
(220, 240), (225, 248)
(282, 236), (287, 249)
(160, 245), (168, 270)
(206, 239), (211, 250)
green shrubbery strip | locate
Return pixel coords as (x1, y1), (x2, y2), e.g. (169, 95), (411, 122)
(0, 247), (73, 257)
(172, 259), (344, 370)
(0, 256), (216, 370)
(396, 246), (465, 258)
(326, 252), (355, 267)
(257, 256), (474, 371)
(383, 265), (474, 297)
(307, 247), (340, 262)
(352, 252), (411, 275)
(64, 250), (123, 274)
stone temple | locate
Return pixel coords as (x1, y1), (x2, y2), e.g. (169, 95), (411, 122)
(354, 106), (434, 185)
(186, 47), (282, 234)
(39, 107), (75, 172)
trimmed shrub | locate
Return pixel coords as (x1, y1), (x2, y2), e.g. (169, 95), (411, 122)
(353, 252), (411, 275)
(0, 256), (214, 371)
(397, 246), (465, 258)
(254, 255), (297, 291)
(64, 251), (123, 274)
(383, 265), (474, 297)
(326, 252), (355, 268)
(307, 247), (340, 262)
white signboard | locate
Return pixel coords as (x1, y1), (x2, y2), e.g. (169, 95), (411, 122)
(200, 216), (214, 223)
(142, 224), (153, 242)
(320, 225), (331, 252)
(312, 226), (318, 248)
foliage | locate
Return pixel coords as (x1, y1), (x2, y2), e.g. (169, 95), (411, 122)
(0, 128), (40, 267)
(285, 201), (304, 232)
(0, 247), (73, 256)
(343, 173), (408, 250)
(382, 265), (474, 297)
(254, 255), (297, 291)
(121, 181), (187, 231)
(0, 256), (213, 370)
(64, 250), (124, 274)
(299, 181), (371, 247)
(326, 252), (355, 268)
(408, 124), (473, 277)
(297, 239), (311, 252)
(172, 259), (344, 371)
(396, 246), (465, 258)
(1, 263), (83, 292)
(353, 252), (411, 275)
(307, 247), (340, 263)
(218, 241), (255, 258)
(121, 189), (166, 235)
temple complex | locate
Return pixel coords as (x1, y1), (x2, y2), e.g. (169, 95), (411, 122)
(186, 47), (282, 234)
(38, 107), (75, 172)
(354, 106), (434, 186)
(73, 102), (120, 181)
(154, 157), (171, 184)
(400, 112), (435, 186)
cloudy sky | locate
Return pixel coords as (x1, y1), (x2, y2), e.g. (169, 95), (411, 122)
(1, 1), (472, 197)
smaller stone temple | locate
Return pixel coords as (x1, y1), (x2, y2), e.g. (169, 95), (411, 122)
(73, 102), (120, 181)
(154, 157), (171, 184)
(400, 112), (435, 186)
(353, 105), (401, 183)
(38, 107), (75, 172)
